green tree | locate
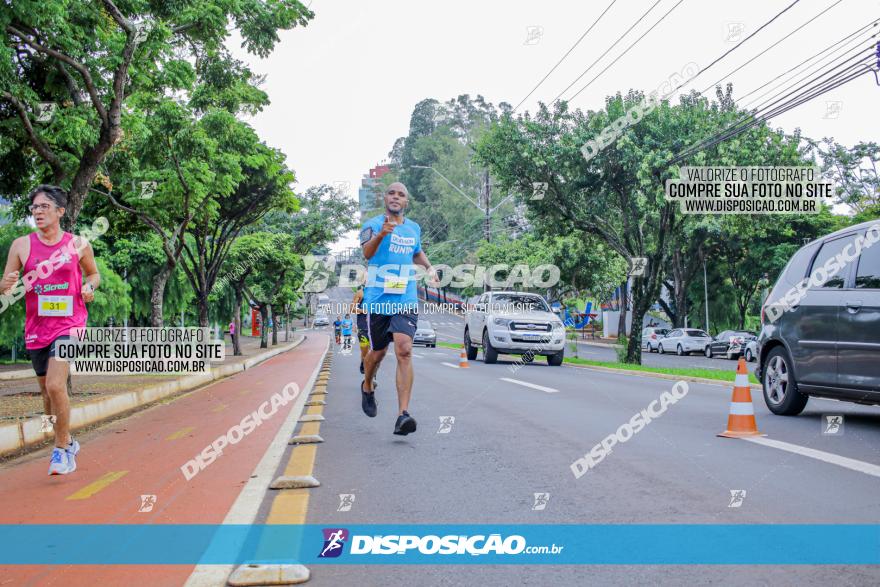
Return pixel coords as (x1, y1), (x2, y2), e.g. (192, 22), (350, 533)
(477, 89), (807, 363)
(0, 0), (313, 226)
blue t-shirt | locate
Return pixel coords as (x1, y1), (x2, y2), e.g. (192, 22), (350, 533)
(341, 319), (352, 335)
(360, 214), (422, 315)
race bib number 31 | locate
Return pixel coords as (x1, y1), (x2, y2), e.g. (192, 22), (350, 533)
(38, 295), (73, 317)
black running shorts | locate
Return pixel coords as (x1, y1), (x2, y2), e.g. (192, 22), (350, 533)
(366, 312), (418, 351)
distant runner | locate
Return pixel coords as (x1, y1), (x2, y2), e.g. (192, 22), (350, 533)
(333, 315), (342, 345)
(352, 285), (368, 373)
(0, 185), (100, 475)
(359, 181), (438, 435)
(341, 313), (353, 350)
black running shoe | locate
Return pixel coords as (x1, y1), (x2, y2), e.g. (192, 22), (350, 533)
(393, 411), (417, 435)
(359, 361), (364, 374)
(361, 381), (377, 417)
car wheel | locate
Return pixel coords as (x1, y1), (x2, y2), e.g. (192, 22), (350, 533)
(658, 344), (664, 354)
(548, 350), (564, 366)
(762, 346), (808, 416)
(429, 344), (436, 348)
(704, 346), (712, 358)
(463, 328), (478, 360)
(745, 348), (754, 362)
(482, 330), (498, 364)
(676, 344), (684, 356)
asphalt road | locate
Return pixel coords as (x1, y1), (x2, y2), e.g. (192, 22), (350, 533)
(294, 295), (880, 585)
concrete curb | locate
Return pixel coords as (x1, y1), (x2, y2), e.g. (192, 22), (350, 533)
(184, 336), (329, 587)
(563, 361), (763, 391)
(0, 368), (36, 381)
(0, 336), (306, 457)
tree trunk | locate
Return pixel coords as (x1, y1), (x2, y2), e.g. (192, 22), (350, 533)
(150, 262), (174, 327)
(285, 305), (290, 342)
(271, 305), (279, 345)
(259, 305), (269, 348)
(198, 296), (209, 328)
(617, 281), (628, 341)
(233, 288), (243, 356)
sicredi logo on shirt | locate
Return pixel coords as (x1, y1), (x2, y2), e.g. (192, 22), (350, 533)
(389, 233), (415, 255)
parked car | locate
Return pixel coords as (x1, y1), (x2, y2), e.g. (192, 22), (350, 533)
(704, 330), (757, 359)
(744, 339), (758, 362)
(756, 219), (880, 415)
(413, 320), (437, 348)
(657, 328), (712, 356)
(641, 327), (670, 352)
(463, 291), (566, 365)
(313, 313), (329, 327)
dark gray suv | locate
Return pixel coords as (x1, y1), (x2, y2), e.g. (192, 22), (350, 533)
(756, 219), (880, 415)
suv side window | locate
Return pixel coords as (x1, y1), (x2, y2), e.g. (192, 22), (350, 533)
(477, 293), (489, 307)
(668, 330), (680, 337)
(855, 239), (880, 289)
(809, 234), (858, 289)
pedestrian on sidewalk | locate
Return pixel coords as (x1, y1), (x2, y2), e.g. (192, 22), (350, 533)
(1, 185), (100, 476)
(228, 320), (236, 345)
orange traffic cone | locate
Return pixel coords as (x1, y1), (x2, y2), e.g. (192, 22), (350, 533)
(718, 357), (765, 438)
(459, 344), (470, 368)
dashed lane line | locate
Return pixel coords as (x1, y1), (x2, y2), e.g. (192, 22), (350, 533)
(743, 436), (880, 479)
(499, 377), (559, 394)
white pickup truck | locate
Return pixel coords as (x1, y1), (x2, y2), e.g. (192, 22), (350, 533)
(463, 291), (566, 366)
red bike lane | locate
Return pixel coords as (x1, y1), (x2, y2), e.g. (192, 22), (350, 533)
(0, 334), (328, 587)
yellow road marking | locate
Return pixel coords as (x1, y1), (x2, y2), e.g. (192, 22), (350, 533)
(211, 404), (227, 413)
(306, 405), (324, 416)
(66, 471), (129, 501)
(299, 422), (321, 436)
(166, 426), (195, 440)
(283, 445), (317, 477)
(267, 490), (310, 524)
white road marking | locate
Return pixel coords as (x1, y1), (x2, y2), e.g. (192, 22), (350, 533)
(412, 353), (424, 358)
(442, 362), (460, 369)
(743, 437), (880, 479)
(499, 377), (559, 394)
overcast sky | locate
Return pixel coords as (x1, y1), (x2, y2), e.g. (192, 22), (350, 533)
(229, 0), (880, 251)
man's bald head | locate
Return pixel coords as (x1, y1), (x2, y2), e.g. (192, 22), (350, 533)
(384, 182), (409, 216)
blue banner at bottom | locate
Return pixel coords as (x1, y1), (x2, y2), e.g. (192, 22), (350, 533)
(0, 525), (878, 565)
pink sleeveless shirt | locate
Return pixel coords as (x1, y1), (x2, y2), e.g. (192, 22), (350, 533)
(23, 232), (88, 349)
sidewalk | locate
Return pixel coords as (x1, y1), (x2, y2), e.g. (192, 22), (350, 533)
(0, 333), (328, 587)
(0, 334), (291, 420)
(0, 334), (304, 456)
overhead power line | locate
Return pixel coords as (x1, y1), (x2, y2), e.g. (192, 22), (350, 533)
(513, 0), (619, 112)
(665, 38), (878, 166)
(698, 0), (843, 94)
(736, 19), (879, 102)
(551, 0), (665, 104)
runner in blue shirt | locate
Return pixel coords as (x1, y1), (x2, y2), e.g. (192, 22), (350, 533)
(359, 181), (438, 435)
(341, 314), (353, 349)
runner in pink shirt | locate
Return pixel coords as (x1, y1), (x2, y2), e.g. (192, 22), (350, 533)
(1, 185), (100, 475)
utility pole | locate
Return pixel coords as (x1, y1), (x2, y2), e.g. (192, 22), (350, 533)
(483, 170), (491, 244)
(483, 170), (491, 292)
(703, 257), (710, 332)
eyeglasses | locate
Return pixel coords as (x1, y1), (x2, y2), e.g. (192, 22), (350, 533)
(29, 203), (55, 212)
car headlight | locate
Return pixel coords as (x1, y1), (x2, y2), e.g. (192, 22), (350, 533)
(551, 321), (564, 331)
(493, 317), (511, 327)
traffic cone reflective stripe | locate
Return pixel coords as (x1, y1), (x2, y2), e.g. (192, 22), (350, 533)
(459, 345), (469, 368)
(718, 357), (765, 438)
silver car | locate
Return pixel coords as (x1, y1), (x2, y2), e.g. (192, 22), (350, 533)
(413, 320), (437, 348)
(657, 328), (712, 356)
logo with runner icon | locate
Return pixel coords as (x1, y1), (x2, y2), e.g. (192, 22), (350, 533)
(319, 528), (349, 558)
